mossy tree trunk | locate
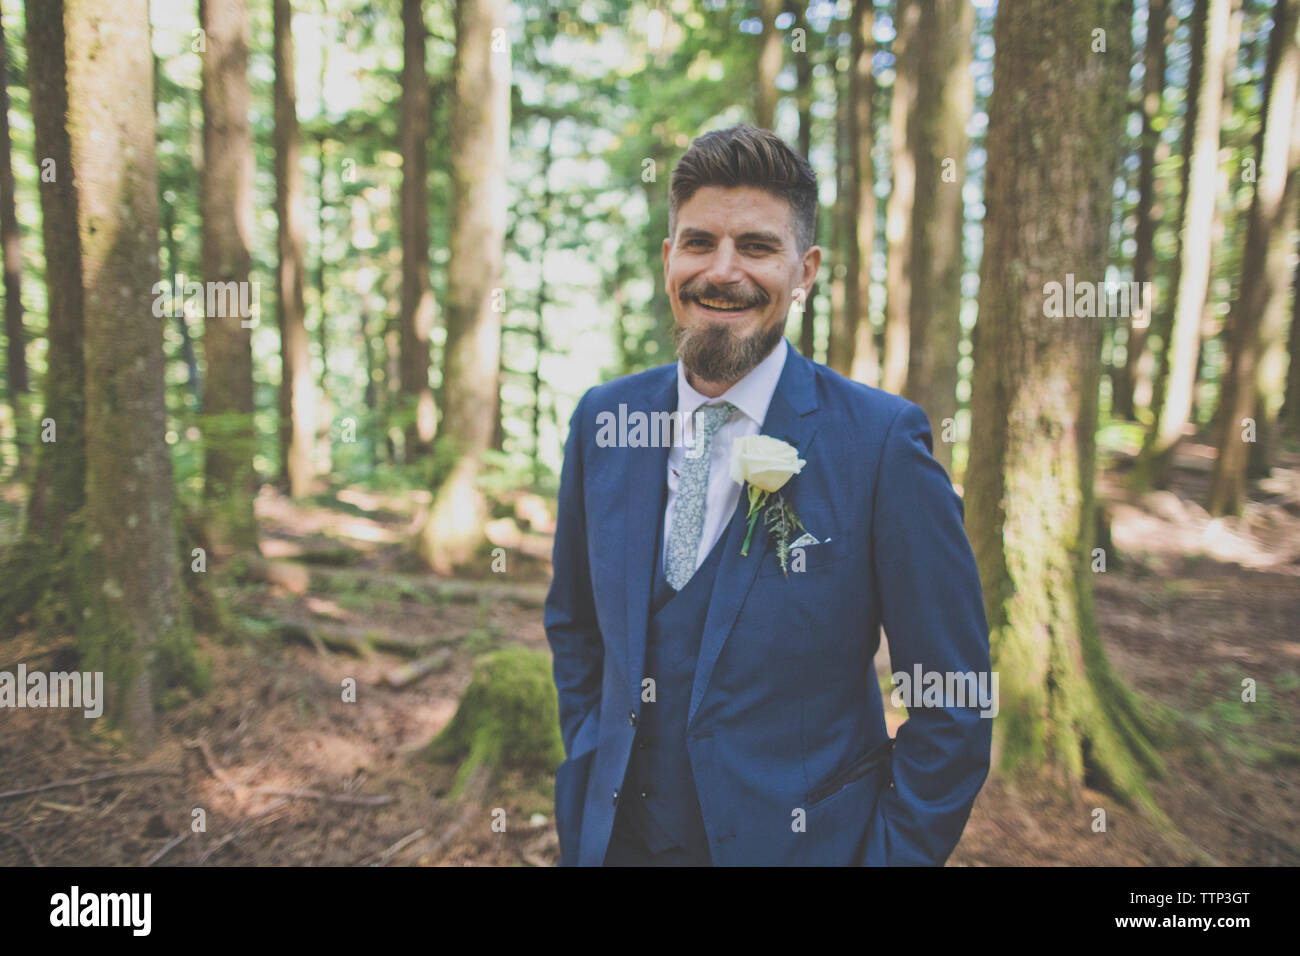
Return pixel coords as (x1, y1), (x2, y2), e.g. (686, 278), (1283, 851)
(899, 0), (971, 476)
(399, 0), (435, 458)
(964, 0), (1168, 809)
(1207, 0), (1300, 515)
(419, 0), (509, 574)
(274, 0), (315, 499)
(200, 0), (258, 553)
(65, 0), (195, 749)
(421, 647), (565, 799)
(1135, 0), (1232, 489)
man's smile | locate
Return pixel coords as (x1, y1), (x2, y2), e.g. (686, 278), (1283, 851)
(689, 295), (763, 319)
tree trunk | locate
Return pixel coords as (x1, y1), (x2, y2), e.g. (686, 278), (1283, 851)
(1114, 0), (1171, 420)
(65, 0), (193, 750)
(881, 0), (916, 397)
(755, 0), (782, 130)
(834, 0), (876, 383)
(1283, 205), (1300, 437)
(1207, 0), (1300, 515)
(315, 130), (332, 472)
(21, 0), (85, 549)
(274, 0), (314, 499)
(1190, 0), (1244, 429)
(827, 29), (848, 368)
(0, 10), (26, 469)
(1135, 0), (1232, 489)
(791, 0), (816, 359)
(419, 0), (510, 573)
(199, 0), (259, 552)
(964, 0), (1165, 803)
(898, 0), (971, 479)
(400, 0), (435, 457)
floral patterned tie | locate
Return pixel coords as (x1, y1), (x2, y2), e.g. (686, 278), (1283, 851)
(665, 402), (735, 590)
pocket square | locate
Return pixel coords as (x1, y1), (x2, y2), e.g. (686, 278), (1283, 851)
(790, 532), (821, 548)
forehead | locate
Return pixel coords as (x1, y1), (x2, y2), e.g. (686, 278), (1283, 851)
(676, 185), (794, 237)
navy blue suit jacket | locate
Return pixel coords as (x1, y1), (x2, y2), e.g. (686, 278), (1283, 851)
(545, 343), (992, 865)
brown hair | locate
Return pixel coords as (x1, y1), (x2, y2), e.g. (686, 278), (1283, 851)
(668, 123), (818, 254)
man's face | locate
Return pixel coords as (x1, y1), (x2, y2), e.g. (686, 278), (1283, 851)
(663, 185), (821, 387)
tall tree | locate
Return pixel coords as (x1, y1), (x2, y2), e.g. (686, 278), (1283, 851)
(831, 0), (876, 382)
(1114, 0), (1171, 420)
(199, 0), (258, 552)
(420, 0), (510, 573)
(964, 0), (1166, 804)
(900, 0), (972, 475)
(881, 0), (916, 397)
(790, 0), (816, 359)
(20, 0), (84, 550)
(66, 0), (194, 748)
(274, 0), (314, 498)
(755, 0), (782, 130)
(0, 8), (26, 466)
(399, 0), (435, 458)
(1135, 0), (1233, 488)
(1207, 0), (1300, 514)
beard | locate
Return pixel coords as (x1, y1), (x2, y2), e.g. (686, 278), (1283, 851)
(674, 313), (786, 385)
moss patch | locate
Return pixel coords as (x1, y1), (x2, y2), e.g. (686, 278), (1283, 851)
(420, 645), (565, 799)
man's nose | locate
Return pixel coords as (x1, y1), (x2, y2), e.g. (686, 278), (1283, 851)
(703, 239), (743, 284)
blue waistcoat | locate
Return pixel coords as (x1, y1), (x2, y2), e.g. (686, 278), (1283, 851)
(616, 515), (728, 857)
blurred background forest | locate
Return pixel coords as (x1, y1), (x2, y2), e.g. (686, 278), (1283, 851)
(0, 0), (1297, 866)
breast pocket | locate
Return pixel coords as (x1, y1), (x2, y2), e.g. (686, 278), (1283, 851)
(756, 536), (846, 579)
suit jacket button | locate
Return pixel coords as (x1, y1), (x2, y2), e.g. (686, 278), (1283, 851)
(612, 789), (620, 805)
(628, 710), (637, 727)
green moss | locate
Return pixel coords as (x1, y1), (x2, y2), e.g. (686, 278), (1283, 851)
(421, 646), (565, 799)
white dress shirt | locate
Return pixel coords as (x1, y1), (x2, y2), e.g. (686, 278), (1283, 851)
(662, 336), (789, 578)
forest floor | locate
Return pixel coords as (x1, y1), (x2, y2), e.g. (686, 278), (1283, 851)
(1, 439), (1297, 867)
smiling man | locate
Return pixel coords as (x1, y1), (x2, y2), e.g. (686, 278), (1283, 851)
(545, 124), (992, 866)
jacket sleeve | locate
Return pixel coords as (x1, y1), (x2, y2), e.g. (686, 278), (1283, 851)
(544, 392), (604, 759)
(863, 401), (993, 865)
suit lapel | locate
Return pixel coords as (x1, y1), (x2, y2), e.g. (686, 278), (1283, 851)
(687, 345), (821, 727)
(623, 368), (677, 698)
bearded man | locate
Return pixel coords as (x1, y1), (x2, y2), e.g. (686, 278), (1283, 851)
(545, 124), (992, 866)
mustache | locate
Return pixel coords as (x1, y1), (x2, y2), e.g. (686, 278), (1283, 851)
(679, 281), (768, 308)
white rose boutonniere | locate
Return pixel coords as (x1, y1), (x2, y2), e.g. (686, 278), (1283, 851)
(730, 435), (807, 576)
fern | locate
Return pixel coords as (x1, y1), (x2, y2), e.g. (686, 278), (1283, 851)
(763, 493), (805, 577)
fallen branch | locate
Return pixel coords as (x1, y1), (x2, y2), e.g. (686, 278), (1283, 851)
(0, 769), (182, 802)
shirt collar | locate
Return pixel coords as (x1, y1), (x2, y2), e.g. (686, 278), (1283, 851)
(676, 335), (788, 426)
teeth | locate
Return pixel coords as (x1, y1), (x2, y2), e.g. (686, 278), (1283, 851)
(697, 297), (747, 310)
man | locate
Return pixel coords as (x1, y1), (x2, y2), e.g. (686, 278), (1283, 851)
(545, 124), (992, 866)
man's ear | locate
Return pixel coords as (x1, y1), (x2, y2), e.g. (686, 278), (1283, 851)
(662, 236), (672, 281)
(801, 245), (823, 291)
